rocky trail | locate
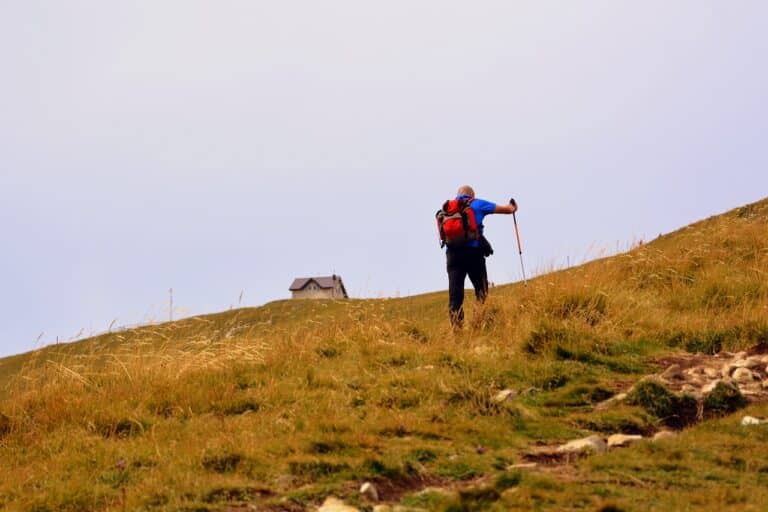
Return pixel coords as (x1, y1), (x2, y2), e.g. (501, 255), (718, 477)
(316, 345), (768, 511)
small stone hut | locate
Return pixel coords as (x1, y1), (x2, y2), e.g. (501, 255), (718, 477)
(289, 275), (348, 300)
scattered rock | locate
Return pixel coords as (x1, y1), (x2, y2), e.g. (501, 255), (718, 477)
(662, 364), (683, 380)
(607, 434), (643, 448)
(704, 367), (720, 379)
(372, 506), (392, 512)
(685, 367), (704, 377)
(733, 368), (758, 384)
(741, 416), (766, 426)
(681, 384), (700, 395)
(509, 463), (538, 470)
(594, 392), (628, 411)
(557, 435), (607, 454)
(763, 380), (768, 390)
(319, 497), (359, 512)
(360, 482), (379, 502)
(652, 430), (676, 441)
(492, 389), (517, 403)
(702, 379), (722, 394)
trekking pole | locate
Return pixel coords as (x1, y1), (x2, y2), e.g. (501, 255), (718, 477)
(510, 198), (527, 285)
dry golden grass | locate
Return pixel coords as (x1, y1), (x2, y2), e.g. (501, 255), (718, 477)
(0, 198), (766, 511)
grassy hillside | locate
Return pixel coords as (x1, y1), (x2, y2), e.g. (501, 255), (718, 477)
(1, 198), (767, 512)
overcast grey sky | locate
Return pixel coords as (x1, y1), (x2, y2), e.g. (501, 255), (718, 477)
(2, 1), (767, 357)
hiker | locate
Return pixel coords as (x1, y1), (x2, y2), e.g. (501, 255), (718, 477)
(436, 185), (518, 329)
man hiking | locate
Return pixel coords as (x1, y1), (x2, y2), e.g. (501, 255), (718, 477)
(436, 185), (518, 329)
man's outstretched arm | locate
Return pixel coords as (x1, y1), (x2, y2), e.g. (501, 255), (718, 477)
(493, 198), (518, 214)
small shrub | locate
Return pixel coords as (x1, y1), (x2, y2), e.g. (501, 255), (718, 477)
(495, 471), (522, 491)
(359, 458), (404, 480)
(524, 322), (571, 354)
(703, 381), (747, 418)
(685, 331), (725, 355)
(628, 381), (698, 428)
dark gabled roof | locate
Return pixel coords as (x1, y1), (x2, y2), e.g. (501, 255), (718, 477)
(289, 275), (348, 297)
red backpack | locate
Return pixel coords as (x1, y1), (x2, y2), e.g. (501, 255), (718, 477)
(436, 198), (479, 247)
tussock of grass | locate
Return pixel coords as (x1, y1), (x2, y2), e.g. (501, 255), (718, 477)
(0, 198), (766, 510)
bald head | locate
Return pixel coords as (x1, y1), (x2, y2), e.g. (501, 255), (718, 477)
(457, 185), (475, 198)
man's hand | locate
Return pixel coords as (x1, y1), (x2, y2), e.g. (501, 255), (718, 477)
(494, 200), (518, 214)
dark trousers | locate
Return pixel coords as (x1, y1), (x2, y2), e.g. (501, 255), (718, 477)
(446, 246), (488, 327)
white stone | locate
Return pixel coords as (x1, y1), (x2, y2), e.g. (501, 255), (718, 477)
(702, 379), (721, 394)
(762, 380), (768, 390)
(681, 384), (700, 395)
(662, 364), (683, 380)
(607, 434), (643, 448)
(557, 435), (607, 454)
(704, 367), (720, 379)
(733, 368), (757, 383)
(318, 497), (360, 512)
(360, 482), (379, 502)
(653, 430), (676, 441)
(509, 463), (538, 470)
(721, 363), (733, 378)
(744, 356), (765, 369)
(685, 367), (704, 377)
(741, 416), (766, 426)
(595, 393), (627, 412)
(492, 389), (517, 403)
(373, 506), (393, 512)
